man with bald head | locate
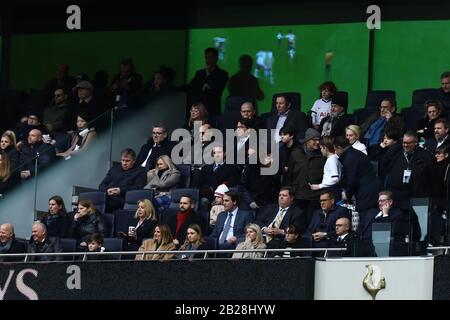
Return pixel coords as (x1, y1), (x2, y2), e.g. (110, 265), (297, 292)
(328, 217), (357, 257)
(27, 222), (63, 262)
(19, 128), (56, 179)
(0, 223), (27, 262)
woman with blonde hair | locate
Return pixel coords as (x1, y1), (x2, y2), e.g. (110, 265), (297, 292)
(345, 124), (367, 155)
(118, 199), (157, 251)
(135, 223), (175, 260)
(232, 223), (266, 259)
(144, 155), (180, 209)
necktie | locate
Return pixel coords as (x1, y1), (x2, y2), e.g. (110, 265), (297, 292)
(213, 164), (220, 172)
(219, 212), (233, 243)
(337, 237), (342, 243)
(267, 208), (286, 243)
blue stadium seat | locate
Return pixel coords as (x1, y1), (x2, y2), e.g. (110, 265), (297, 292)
(365, 90), (396, 108)
(79, 191), (106, 214)
(124, 189), (155, 210)
(114, 209), (136, 235)
(103, 213), (115, 238)
(411, 88), (440, 109)
(60, 238), (77, 261)
(225, 96), (255, 113)
(103, 238), (124, 260)
(175, 164), (191, 188)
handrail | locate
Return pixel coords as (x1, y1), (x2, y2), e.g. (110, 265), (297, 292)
(0, 247), (347, 261)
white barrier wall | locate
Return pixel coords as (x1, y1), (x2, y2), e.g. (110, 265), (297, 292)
(314, 256), (434, 300)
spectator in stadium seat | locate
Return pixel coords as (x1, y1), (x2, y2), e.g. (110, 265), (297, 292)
(0, 223), (27, 262)
(70, 200), (107, 250)
(43, 87), (71, 151)
(144, 155), (180, 209)
(256, 186), (307, 245)
(319, 95), (353, 138)
(417, 100), (446, 140)
(189, 47), (229, 119)
(136, 123), (176, 172)
(44, 63), (76, 103)
(118, 199), (157, 251)
(135, 224), (175, 260)
(368, 130), (401, 177)
(266, 224), (306, 258)
(167, 195), (205, 247)
(14, 109), (50, 145)
(232, 223), (266, 259)
(99, 148), (147, 212)
(142, 65), (176, 103)
(424, 118), (450, 154)
(361, 98), (404, 147)
(228, 54), (264, 102)
(186, 102), (209, 139)
(0, 130), (19, 168)
(85, 233), (108, 261)
(431, 145), (450, 209)
(110, 58), (143, 108)
(0, 153), (20, 196)
(40, 195), (70, 238)
(327, 217), (358, 257)
(19, 129), (56, 180)
(303, 190), (350, 248)
(27, 222), (63, 262)
(210, 184), (229, 229)
(210, 191), (253, 251)
(56, 113), (96, 159)
(380, 131), (434, 210)
(267, 94), (308, 143)
(438, 71), (450, 111)
(310, 81), (336, 129)
(345, 125), (367, 155)
(178, 224), (211, 260)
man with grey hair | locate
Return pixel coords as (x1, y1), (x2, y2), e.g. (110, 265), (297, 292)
(27, 222), (63, 262)
(380, 131), (434, 210)
(0, 223), (27, 262)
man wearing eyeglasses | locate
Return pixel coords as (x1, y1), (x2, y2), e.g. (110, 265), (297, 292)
(437, 71), (450, 111)
(135, 123), (176, 171)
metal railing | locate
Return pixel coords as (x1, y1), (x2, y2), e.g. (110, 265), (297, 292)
(0, 247), (347, 262)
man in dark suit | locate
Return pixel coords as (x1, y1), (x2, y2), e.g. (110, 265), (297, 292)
(198, 146), (241, 202)
(266, 94), (308, 143)
(0, 223), (27, 262)
(334, 136), (382, 213)
(99, 148), (147, 212)
(135, 123), (177, 171)
(256, 186), (307, 245)
(328, 217), (358, 257)
(167, 195), (205, 246)
(189, 47), (229, 119)
(210, 191), (253, 250)
(424, 118), (450, 153)
(27, 222), (63, 262)
(303, 190), (350, 248)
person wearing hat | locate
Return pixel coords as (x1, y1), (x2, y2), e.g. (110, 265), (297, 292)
(285, 127), (326, 223)
(14, 108), (50, 145)
(319, 95), (354, 138)
(65, 80), (102, 131)
(209, 184), (229, 229)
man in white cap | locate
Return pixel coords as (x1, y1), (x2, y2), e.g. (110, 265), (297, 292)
(209, 184), (229, 229)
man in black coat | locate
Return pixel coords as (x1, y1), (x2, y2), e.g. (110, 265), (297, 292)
(135, 123), (176, 171)
(189, 47), (229, 119)
(319, 96), (353, 138)
(27, 222), (63, 262)
(334, 136), (381, 213)
(256, 186), (307, 245)
(0, 223), (27, 262)
(99, 148), (147, 212)
(266, 94), (308, 143)
(19, 129), (56, 180)
(328, 217), (358, 257)
(380, 131), (434, 210)
(424, 118), (450, 154)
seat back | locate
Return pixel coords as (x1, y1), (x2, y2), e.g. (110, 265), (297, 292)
(176, 164), (191, 188)
(411, 88), (439, 109)
(225, 96), (255, 113)
(103, 213), (115, 238)
(79, 191), (107, 214)
(114, 209), (136, 235)
(60, 238), (77, 261)
(271, 92), (301, 112)
(103, 238), (124, 260)
(124, 189), (155, 210)
(365, 90), (396, 108)
(169, 188), (200, 211)
(216, 111), (241, 135)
